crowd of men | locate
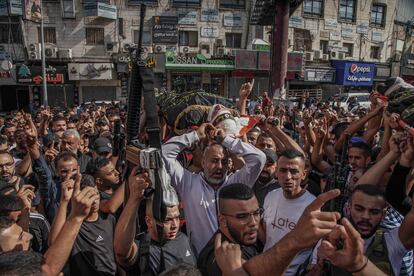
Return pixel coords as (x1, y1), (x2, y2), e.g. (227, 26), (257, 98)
(0, 79), (413, 276)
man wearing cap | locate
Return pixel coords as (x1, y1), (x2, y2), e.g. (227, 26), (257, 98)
(92, 137), (113, 159)
(253, 149), (279, 207)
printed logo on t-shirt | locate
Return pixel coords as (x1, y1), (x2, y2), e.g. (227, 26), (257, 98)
(96, 235), (104, 242)
(271, 210), (296, 231)
(185, 250), (191, 257)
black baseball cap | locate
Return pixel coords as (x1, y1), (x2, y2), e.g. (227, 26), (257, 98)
(93, 137), (112, 154)
(0, 194), (22, 213)
(262, 149), (278, 164)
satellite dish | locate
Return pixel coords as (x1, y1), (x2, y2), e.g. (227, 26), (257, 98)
(0, 60), (12, 71)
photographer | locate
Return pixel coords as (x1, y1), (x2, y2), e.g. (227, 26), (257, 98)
(162, 123), (266, 255)
(114, 168), (195, 275)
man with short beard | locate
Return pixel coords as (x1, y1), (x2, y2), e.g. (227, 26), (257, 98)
(51, 115), (67, 138)
(162, 123), (266, 255)
(61, 129), (91, 173)
(198, 183), (261, 276)
(311, 184), (414, 275)
(253, 149), (279, 207)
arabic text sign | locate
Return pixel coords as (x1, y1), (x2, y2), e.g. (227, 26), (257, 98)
(68, 63), (113, 80)
(16, 65), (66, 84)
(201, 9), (219, 22)
(223, 12), (242, 27)
(200, 26), (219, 38)
(324, 18), (337, 30)
(178, 11), (197, 25)
(289, 16), (304, 29)
(153, 16), (178, 44)
(356, 22), (369, 34)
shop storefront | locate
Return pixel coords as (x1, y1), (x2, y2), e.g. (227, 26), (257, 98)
(331, 61), (374, 92)
(374, 63), (391, 85)
(165, 52), (234, 96)
(68, 63), (119, 102)
(16, 64), (74, 108)
(232, 50), (270, 97)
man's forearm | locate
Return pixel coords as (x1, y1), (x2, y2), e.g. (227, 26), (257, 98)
(114, 198), (140, 264)
(100, 183), (125, 214)
(48, 201), (68, 246)
(243, 232), (301, 275)
(271, 126), (304, 155)
(43, 215), (83, 276)
(357, 151), (400, 186)
(16, 153), (31, 176)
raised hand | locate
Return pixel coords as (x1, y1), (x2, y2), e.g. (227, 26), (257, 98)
(61, 172), (76, 203)
(214, 233), (246, 275)
(196, 123), (216, 141)
(239, 79), (255, 99)
(291, 189), (341, 249)
(128, 167), (150, 202)
(17, 185), (36, 209)
(318, 218), (366, 272)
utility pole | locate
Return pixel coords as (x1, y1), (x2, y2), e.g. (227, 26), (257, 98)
(40, 0), (48, 106)
(270, 0), (289, 99)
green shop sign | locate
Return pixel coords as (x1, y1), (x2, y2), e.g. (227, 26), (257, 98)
(165, 51), (234, 70)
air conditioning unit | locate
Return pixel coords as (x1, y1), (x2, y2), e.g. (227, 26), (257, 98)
(338, 52), (346, 60)
(216, 47), (225, 56)
(305, 51), (314, 61)
(200, 48), (211, 59)
(330, 51), (339, 59)
(180, 46), (190, 53)
(314, 50), (322, 60)
(58, 48), (72, 59)
(28, 43), (41, 60)
(322, 54), (329, 61)
(225, 49), (237, 56)
(45, 46), (58, 58)
(142, 46), (153, 54)
(106, 42), (117, 53)
(154, 45), (166, 53)
(123, 43), (136, 52)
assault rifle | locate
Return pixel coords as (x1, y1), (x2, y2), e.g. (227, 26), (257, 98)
(325, 133), (351, 213)
(112, 119), (126, 182)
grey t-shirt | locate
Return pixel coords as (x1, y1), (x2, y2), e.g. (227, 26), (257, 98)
(70, 212), (117, 276)
(130, 232), (196, 275)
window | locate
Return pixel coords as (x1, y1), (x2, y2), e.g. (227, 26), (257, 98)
(343, 43), (353, 57)
(303, 0), (323, 17)
(225, 33), (242, 48)
(62, 0), (75, 18)
(370, 46), (380, 59)
(339, 0), (356, 22)
(371, 5), (385, 27)
(133, 30), (152, 45)
(173, 0), (200, 6)
(293, 29), (312, 51)
(85, 28), (104, 45)
(320, 40), (329, 54)
(0, 22), (21, 43)
(255, 26), (263, 39)
(220, 0), (245, 9)
(38, 27), (56, 44)
(179, 31), (198, 47)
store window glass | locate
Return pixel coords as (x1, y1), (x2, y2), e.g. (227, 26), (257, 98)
(172, 73), (202, 93)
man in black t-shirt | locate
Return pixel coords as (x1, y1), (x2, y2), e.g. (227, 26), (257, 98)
(197, 183), (261, 276)
(114, 170), (196, 275)
(252, 149), (279, 207)
(48, 170), (117, 276)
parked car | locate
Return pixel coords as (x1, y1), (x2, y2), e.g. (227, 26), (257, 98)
(338, 92), (371, 110)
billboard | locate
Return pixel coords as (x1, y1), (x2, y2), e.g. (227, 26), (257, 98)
(24, 0), (41, 22)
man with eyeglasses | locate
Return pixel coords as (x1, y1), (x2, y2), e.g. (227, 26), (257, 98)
(197, 183), (261, 276)
(261, 149), (316, 275)
(115, 170), (196, 275)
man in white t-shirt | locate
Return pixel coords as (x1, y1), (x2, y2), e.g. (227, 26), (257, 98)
(309, 184), (414, 276)
(260, 149), (316, 275)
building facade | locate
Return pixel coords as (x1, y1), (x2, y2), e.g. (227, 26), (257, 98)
(0, 0), (413, 110)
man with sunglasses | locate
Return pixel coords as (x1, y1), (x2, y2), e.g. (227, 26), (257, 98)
(261, 149), (316, 275)
(198, 183), (261, 276)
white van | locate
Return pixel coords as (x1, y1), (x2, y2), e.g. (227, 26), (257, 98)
(338, 92), (371, 110)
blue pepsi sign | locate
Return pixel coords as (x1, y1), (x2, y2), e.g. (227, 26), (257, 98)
(332, 61), (374, 86)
